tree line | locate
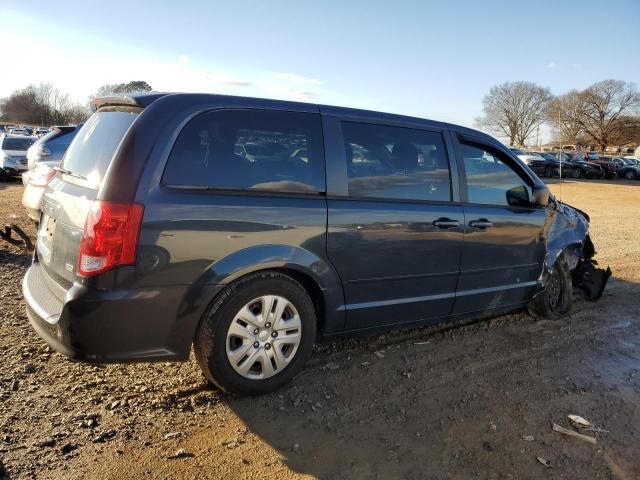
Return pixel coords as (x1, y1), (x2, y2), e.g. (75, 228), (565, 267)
(0, 81), (152, 127)
(477, 79), (640, 151)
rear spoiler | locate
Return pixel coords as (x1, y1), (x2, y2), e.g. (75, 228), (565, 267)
(90, 92), (168, 111)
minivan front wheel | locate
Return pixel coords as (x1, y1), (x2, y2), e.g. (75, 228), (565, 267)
(528, 254), (573, 319)
(194, 271), (316, 396)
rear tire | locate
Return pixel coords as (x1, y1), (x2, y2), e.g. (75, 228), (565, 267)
(544, 166), (554, 178)
(572, 168), (581, 179)
(194, 271), (317, 396)
(528, 253), (573, 320)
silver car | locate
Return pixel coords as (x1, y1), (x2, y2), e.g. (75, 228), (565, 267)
(0, 134), (36, 178)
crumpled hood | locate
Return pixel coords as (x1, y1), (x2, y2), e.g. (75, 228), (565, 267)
(539, 199), (611, 301)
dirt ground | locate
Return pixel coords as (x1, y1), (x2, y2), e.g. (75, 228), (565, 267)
(1, 178), (640, 480)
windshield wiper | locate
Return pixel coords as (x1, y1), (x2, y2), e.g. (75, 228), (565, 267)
(53, 166), (87, 180)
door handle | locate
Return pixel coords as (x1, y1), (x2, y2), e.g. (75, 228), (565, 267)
(433, 218), (460, 229)
(469, 219), (494, 229)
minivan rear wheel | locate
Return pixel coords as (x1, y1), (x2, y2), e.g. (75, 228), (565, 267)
(194, 271), (316, 396)
(528, 254), (573, 319)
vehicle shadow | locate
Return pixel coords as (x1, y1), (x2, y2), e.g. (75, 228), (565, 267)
(222, 275), (640, 479)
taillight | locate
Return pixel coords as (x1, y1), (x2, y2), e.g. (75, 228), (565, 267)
(29, 168), (56, 187)
(78, 201), (144, 277)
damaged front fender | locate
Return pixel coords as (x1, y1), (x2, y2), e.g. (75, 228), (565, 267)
(537, 200), (611, 301)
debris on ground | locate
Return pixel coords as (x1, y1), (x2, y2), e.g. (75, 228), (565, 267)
(568, 414), (592, 428)
(537, 457), (552, 468)
(552, 423), (597, 445)
(521, 435), (535, 442)
(167, 449), (194, 459)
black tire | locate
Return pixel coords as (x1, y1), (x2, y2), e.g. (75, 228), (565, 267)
(544, 166), (554, 178)
(528, 254), (573, 319)
(194, 271), (317, 396)
(624, 169), (637, 180)
(571, 168), (581, 179)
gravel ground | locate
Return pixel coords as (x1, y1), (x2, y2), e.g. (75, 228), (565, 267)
(1, 178), (639, 480)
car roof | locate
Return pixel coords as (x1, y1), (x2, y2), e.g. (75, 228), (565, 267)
(91, 92), (501, 146)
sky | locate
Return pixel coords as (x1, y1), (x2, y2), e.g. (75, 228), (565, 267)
(1, 0), (639, 136)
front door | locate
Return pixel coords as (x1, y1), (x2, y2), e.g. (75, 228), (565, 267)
(326, 119), (464, 330)
(452, 136), (547, 314)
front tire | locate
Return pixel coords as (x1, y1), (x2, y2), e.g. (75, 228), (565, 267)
(529, 254), (573, 319)
(624, 169), (637, 180)
(194, 271), (317, 396)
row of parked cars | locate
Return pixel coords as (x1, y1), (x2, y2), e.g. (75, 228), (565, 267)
(508, 147), (640, 180)
(0, 124), (50, 137)
(0, 125), (81, 220)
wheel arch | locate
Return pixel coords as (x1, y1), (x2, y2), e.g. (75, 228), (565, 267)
(170, 244), (345, 358)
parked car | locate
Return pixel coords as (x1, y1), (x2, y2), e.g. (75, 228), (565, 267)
(22, 165), (57, 221)
(23, 93), (610, 396)
(0, 134), (37, 178)
(26, 125), (80, 171)
(9, 128), (32, 136)
(34, 127), (50, 137)
(563, 153), (605, 179)
(611, 157), (640, 180)
(527, 151), (573, 178)
(584, 156), (617, 179)
(21, 126), (81, 221)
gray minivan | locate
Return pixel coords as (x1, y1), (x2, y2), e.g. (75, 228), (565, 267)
(22, 93), (610, 395)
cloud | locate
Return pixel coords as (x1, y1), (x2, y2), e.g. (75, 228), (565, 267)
(267, 72), (322, 85)
(547, 61), (556, 69)
(222, 81), (253, 87)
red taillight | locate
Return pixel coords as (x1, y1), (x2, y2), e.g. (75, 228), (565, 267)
(78, 201), (144, 277)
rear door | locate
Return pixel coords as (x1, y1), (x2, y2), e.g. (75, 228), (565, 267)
(37, 110), (140, 285)
(452, 134), (546, 314)
(325, 114), (463, 330)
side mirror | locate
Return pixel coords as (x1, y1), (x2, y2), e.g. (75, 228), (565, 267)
(531, 184), (550, 207)
(506, 185), (530, 207)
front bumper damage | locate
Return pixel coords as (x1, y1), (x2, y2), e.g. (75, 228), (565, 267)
(537, 200), (611, 301)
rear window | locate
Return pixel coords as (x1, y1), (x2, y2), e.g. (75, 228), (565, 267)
(2, 137), (35, 150)
(62, 111), (138, 188)
(163, 109), (325, 193)
(38, 128), (77, 146)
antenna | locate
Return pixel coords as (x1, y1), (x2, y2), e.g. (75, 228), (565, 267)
(558, 110), (562, 203)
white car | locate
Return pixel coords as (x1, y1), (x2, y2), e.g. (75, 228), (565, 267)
(508, 147), (546, 167)
(0, 134), (37, 178)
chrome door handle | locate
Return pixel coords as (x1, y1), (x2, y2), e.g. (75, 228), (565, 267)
(433, 218), (460, 228)
(469, 219), (494, 228)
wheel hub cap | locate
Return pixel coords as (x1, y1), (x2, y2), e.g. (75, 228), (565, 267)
(225, 295), (302, 380)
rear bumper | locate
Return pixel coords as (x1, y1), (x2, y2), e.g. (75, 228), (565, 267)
(23, 262), (203, 363)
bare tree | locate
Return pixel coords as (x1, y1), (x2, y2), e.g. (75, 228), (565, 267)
(0, 83), (90, 125)
(547, 90), (586, 146)
(477, 81), (553, 146)
(575, 80), (640, 151)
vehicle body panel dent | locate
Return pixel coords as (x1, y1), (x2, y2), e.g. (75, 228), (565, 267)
(537, 199), (611, 301)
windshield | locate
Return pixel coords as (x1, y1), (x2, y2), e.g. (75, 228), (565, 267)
(62, 111), (139, 188)
(2, 136), (35, 151)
